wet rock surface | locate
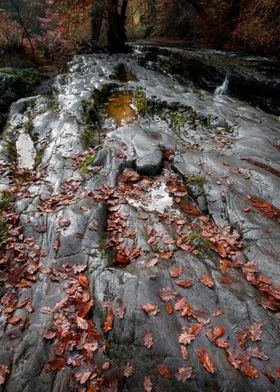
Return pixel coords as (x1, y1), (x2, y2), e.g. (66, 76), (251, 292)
(132, 44), (280, 116)
(0, 52), (279, 392)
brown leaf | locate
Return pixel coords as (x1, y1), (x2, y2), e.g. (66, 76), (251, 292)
(45, 358), (66, 372)
(143, 375), (153, 392)
(7, 316), (22, 325)
(176, 279), (192, 288)
(103, 307), (114, 332)
(0, 364), (10, 385)
(241, 363), (259, 378)
(179, 332), (196, 345)
(157, 364), (171, 379)
(145, 256), (158, 268)
(41, 330), (56, 340)
(175, 367), (192, 382)
(77, 316), (88, 331)
(53, 239), (60, 252)
(197, 348), (215, 374)
(199, 274), (214, 288)
(159, 287), (176, 302)
(169, 267), (183, 278)
(143, 331), (153, 349)
(160, 251), (173, 260)
(249, 322), (262, 342)
(74, 370), (92, 384)
(206, 327), (225, 342)
(116, 298), (125, 319)
(166, 303), (174, 315)
(77, 274), (89, 289)
(123, 362), (135, 378)
(180, 345), (189, 360)
(141, 304), (160, 316)
(247, 347), (269, 361)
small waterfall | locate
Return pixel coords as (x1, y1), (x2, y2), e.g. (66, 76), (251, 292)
(214, 76), (229, 96)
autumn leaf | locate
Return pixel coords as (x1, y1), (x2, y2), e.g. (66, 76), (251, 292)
(160, 251), (173, 260)
(199, 274), (214, 288)
(0, 364), (10, 385)
(41, 330), (56, 340)
(74, 370), (92, 384)
(247, 347), (269, 361)
(159, 287), (176, 302)
(143, 331), (153, 349)
(141, 304), (160, 316)
(241, 363), (259, 378)
(77, 316), (88, 330)
(157, 364), (171, 378)
(249, 322), (262, 342)
(145, 256), (158, 268)
(197, 348), (215, 374)
(166, 303), (174, 315)
(180, 345), (189, 360)
(143, 375), (153, 392)
(77, 274), (89, 289)
(45, 358), (66, 372)
(53, 239), (60, 252)
(116, 297), (125, 319)
(179, 332), (196, 345)
(175, 367), (192, 382)
(176, 279), (192, 288)
(169, 266), (183, 278)
(103, 307), (114, 332)
(206, 327), (225, 342)
(123, 362), (135, 378)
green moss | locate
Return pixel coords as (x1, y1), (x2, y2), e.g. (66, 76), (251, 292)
(79, 154), (96, 176)
(187, 231), (213, 250)
(187, 175), (206, 185)
(0, 213), (8, 249)
(133, 88), (150, 115)
(3, 138), (17, 163)
(81, 128), (99, 149)
(0, 191), (16, 249)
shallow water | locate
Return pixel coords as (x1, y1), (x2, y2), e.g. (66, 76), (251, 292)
(104, 91), (138, 126)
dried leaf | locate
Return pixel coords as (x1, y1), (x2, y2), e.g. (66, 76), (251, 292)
(145, 256), (158, 268)
(159, 287), (176, 302)
(143, 331), (153, 349)
(77, 274), (89, 289)
(199, 274), (214, 288)
(157, 364), (171, 379)
(45, 358), (66, 372)
(116, 298), (125, 319)
(175, 367), (192, 382)
(53, 239), (60, 252)
(143, 375), (153, 392)
(41, 330), (56, 340)
(77, 316), (88, 330)
(241, 363), (259, 378)
(141, 304), (160, 316)
(179, 332), (196, 345)
(176, 279), (192, 288)
(0, 364), (10, 385)
(180, 345), (189, 360)
(103, 307), (114, 332)
(74, 370), (92, 384)
(123, 362), (135, 378)
(206, 327), (225, 342)
(197, 348), (215, 374)
(249, 322), (262, 342)
(169, 267), (183, 278)
(166, 303), (174, 315)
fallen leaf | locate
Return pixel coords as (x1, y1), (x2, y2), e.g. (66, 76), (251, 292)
(143, 375), (152, 392)
(206, 327), (225, 342)
(241, 363), (259, 378)
(247, 347), (269, 361)
(249, 322), (262, 342)
(199, 274), (214, 288)
(103, 307), (114, 332)
(169, 267), (183, 278)
(141, 304), (160, 316)
(77, 316), (88, 330)
(176, 279), (192, 288)
(179, 332), (196, 345)
(53, 239), (60, 252)
(74, 370), (92, 384)
(0, 364), (10, 385)
(116, 298), (125, 319)
(159, 288), (176, 302)
(145, 256), (158, 268)
(157, 364), (171, 379)
(143, 331), (153, 349)
(41, 330), (56, 339)
(197, 348), (215, 374)
(180, 345), (189, 360)
(45, 358), (66, 372)
(175, 367), (192, 382)
(123, 362), (135, 378)
(166, 303), (174, 315)
(77, 274), (89, 289)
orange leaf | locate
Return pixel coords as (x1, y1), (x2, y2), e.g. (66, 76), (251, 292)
(103, 307), (114, 332)
(77, 274), (89, 289)
(197, 348), (215, 374)
(157, 364), (171, 378)
(143, 375), (152, 392)
(169, 266), (183, 278)
(206, 326), (225, 342)
(166, 303), (174, 315)
(176, 279), (192, 288)
(199, 274), (214, 288)
(143, 331), (153, 349)
(141, 304), (160, 315)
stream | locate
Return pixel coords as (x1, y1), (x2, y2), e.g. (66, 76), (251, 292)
(0, 48), (279, 392)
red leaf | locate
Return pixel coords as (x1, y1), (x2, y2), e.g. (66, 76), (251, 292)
(159, 287), (176, 302)
(77, 316), (88, 330)
(143, 331), (153, 349)
(74, 370), (92, 384)
(199, 274), (214, 288)
(176, 279), (192, 288)
(15, 280), (30, 288)
(249, 322), (262, 342)
(160, 251), (173, 260)
(166, 303), (174, 315)
(197, 348), (215, 374)
(103, 307), (114, 332)
(157, 364), (171, 378)
(241, 363), (259, 378)
(145, 256), (158, 268)
(41, 330), (56, 339)
(45, 358), (66, 372)
(179, 333), (196, 345)
(175, 367), (192, 382)
(180, 345), (189, 360)
(141, 304), (160, 315)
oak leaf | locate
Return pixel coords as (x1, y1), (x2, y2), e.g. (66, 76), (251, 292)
(141, 304), (160, 316)
(157, 364), (171, 378)
(143, 331), (153, 349)
(199, 274), (214, 288)
(143, 375), (152, 392)
(123, 362), (135, 378)
(197, 348), (215, 374)
(175, 367), (192, 382)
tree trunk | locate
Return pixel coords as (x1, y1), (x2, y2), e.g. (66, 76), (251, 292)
(107, 0), (128, 53)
